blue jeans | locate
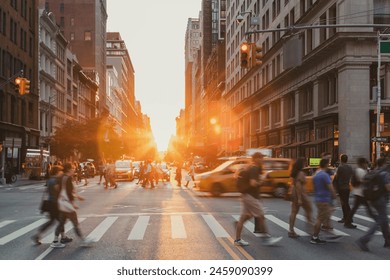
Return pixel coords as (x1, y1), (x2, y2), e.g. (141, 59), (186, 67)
(359, 196), (390, 244)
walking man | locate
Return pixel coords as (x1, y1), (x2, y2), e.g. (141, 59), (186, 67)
(311, 158), (338, 244)
(356, 157), (390, 251)
(334, 154), (355, 228)
(234, 152), (282, 246)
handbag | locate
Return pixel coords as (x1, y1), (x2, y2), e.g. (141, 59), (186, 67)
(58, 176), (76, 213)
(40, 197), (51, 213)
(39, 188), (51, 213)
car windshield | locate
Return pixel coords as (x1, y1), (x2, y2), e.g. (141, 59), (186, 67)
(115, 161), (131, 168)
(212, 160), (235, 172)
(132, 162), (140, 169)
(262, 160), (290, 171)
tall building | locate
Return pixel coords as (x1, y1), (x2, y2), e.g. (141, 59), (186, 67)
(106, 32), (137, 134)
(39, 9), (98, 154)
(184, 0), (226, 159)
(42, 0), (107, 115)
(184, 18), (201, 146)
(223, 0), (390, 163)
(0, 0), (39, 175)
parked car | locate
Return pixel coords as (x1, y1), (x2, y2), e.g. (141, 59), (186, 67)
(194, 157), (293, 198)
(114, 159), (134, 181)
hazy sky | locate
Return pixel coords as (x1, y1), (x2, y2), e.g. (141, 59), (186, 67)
(107, 1), (201, 151)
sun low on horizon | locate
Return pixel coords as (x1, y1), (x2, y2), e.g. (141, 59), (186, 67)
(107, 1), (201, 152)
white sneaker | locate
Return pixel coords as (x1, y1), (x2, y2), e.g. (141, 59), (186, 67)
(234, 239), (249, 246)
(257, 233), (272, 238)
(80, 237), (94, 247)
(262, 236), (282, 246)
(50, 241), (65, 248)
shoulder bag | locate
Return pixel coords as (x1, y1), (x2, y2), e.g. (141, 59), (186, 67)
(58, 176), (76, 213)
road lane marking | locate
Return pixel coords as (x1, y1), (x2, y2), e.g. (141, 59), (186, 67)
(0, 220), (15, 229)
(0, 219), (47, 245)
(35, 247), (54, 260)
(128, 216), (150, 240)
(171, 215), (187, 239)
(265, 214), (310, 236)
(296, 214), (350, 236)
(217, 237), (240, 260)
(329, 215), (381, 235)
(41, 218), (87, 244)
(201, 214), (230, 238)
(86, 216), (118, 242)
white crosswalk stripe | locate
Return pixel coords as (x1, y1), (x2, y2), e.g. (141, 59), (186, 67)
(296, 214), (350, 236)
(86, 217), (118, 242)
(40, 218), (87, 244)
(265, 214), (311, 236)
(171, 215), (187, 239)
(0, 219), (47, 245)
(201, 214), (230, 238)
(0, 210), (387, 246)
(128, 216), (150, 240)
(0, 220), (15, 229)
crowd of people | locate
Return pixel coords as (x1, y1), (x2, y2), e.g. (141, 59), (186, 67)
(234, 152), (390, 252)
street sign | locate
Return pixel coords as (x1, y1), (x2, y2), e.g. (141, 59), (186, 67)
(380, 41), (390, 54)
(371, 136), (389, 142)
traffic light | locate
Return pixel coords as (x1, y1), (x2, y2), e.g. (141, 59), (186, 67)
(240, 42), (251, 68)
(14, 77), (22, 94)
(251, 43), (263, 67)
(22, 78), (30, 95)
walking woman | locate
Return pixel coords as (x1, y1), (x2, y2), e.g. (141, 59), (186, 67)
(288, 158), (313, 238)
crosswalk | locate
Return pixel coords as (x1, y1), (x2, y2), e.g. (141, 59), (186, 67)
(0, 211), (389, 247)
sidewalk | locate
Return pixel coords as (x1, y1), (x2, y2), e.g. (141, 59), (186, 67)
(0, 175), (45, 187)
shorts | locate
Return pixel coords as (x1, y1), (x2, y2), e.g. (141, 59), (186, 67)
(241, 193), (264, 218)
(315, 202), (332, 223)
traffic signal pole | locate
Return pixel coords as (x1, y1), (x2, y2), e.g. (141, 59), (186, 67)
(244, 23), (390, 160)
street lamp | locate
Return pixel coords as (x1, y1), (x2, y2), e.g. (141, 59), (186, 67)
(236, 11), (260, 26)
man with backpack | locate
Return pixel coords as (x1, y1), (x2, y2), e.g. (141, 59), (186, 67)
(234, 152), (282, 246)
(356, 157), (390, 251)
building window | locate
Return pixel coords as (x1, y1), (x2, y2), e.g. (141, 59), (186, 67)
(70, 17), (74, 26)
(60, 3), (64, 13)
(60, 17), (65, 28)
(84, 31), (92, 41)
(287, 92), (295, 119)
(28, 101), (33, 123)
(302, 85), (313, 114)
(70, 32), (74, 41)
(323, 73), (338, 107)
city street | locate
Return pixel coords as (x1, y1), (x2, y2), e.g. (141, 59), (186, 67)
(0, 173), (389, 260)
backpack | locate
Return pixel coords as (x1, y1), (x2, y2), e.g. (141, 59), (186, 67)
(236, 167), (250, 193)
(362, 170), (386, 201)
(350, 169), (360, 188)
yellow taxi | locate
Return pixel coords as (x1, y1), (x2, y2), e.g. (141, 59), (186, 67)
(194, 157), (293, 198)
(286, 166), (336, 200)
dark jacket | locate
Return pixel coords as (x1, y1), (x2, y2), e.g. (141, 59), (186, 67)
(335, 164), (353, 191)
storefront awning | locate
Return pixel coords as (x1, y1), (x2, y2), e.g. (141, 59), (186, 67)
(274, 143), (291, 149)
(284, 141), (310, 148)
(302, 138), (333, 146)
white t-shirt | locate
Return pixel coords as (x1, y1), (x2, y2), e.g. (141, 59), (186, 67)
(352, 167), (367, 197)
